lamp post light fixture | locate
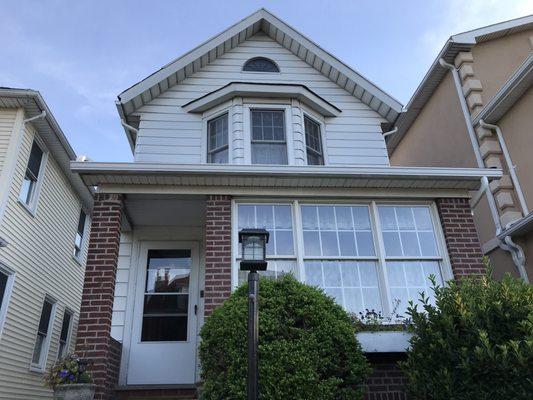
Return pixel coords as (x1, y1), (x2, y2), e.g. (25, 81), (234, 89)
(239, 228), (269, 400)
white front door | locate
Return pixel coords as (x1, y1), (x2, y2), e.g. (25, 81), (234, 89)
(127, 241), (199, 385)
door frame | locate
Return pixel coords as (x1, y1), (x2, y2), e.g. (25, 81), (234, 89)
(124, 239), (202, 385)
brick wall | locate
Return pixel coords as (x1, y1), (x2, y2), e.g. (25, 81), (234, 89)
(204, 195), (232, 316)
(436, 198), (486, 278)
(364, 354), (409, 400)
(75, 193), (123, 400)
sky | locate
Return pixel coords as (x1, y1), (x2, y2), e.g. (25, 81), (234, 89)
(1, 0), (532, 162)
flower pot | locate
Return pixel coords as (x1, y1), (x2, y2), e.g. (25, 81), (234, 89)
(53, 384), (96, 400)
(356, 331), (412, 353)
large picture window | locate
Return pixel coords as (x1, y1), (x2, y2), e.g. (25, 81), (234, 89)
(250, 110), (288, 165)
(234, 202), (448, 319)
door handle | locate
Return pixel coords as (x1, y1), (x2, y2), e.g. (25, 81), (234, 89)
(194, 304), (198, 315)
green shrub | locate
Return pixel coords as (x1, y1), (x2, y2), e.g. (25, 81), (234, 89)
(402, 275), (533, 400)
(199, 275), (370, 400)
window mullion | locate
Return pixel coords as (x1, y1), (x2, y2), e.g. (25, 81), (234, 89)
(294, 201), (306, 282)
(370, 201), (392, 316)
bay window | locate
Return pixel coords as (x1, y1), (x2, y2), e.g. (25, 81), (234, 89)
(250, 110), (288, 165)
(233, 201), (448, 319)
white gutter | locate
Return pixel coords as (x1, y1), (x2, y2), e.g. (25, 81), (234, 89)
(479, 119), (528, 216)
(438, 59), (501, 231)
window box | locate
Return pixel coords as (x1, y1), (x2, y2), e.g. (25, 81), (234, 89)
(356, 331), (412, 353)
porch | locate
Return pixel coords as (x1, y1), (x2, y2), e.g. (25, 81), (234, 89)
(70, 163), (499, 400)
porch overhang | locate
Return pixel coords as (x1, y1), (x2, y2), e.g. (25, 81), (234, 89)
(71, 162), (502, 197)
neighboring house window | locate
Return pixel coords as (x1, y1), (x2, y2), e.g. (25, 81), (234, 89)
(304, 116), (324, 165)
(234, 202), (446, 318)
(237, 204), (296, 283)
(31, 297), (56, 370)
(251, 110), (288, 164)
(0, 266), (14, 338)
(20, 140), (44, 207)
(74, 211), (86, 258)
(242, 57), (279, 72)
(57, 310), (73, 359)
(207, 113), (229, 163)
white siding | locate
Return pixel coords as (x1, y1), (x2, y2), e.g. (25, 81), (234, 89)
(135, 32), (388, 166)
(0, 119), (88, 400)
(110, 232), (133, 342)
(0, 109), (17, 175)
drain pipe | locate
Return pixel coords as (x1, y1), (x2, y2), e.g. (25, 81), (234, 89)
(439, 58), (527, 278)
(382, 126), (398, 140)
(438, 58), (501, 231)
(121, 120), (139, 135)
(479, 119), (529, 216)
(23, 110), (46, 124)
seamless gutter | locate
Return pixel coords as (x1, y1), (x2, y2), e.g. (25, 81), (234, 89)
(71, 161), (502, 181)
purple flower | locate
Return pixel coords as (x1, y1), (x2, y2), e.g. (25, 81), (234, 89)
(59, 370), (69, 378)
(69, 374), (75, 381)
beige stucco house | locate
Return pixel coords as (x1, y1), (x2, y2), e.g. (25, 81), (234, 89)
(0, 88), (93, 399)
(388, 15), (533, 282)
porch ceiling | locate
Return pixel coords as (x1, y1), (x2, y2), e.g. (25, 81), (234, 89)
(71, 162), (502, 192)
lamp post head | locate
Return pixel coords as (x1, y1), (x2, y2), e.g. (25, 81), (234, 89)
(239, 229), (269, 271)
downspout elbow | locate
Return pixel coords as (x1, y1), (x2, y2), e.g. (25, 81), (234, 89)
(439, 58), (455, 71)
(121, 120), (139, 134)
(382, 126), (398, 139)
(23, 110), (46, 124)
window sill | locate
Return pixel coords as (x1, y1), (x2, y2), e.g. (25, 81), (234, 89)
(356, 331), (412, 353)
(17, 198), (37, 218)
(29, 364), (45, 374)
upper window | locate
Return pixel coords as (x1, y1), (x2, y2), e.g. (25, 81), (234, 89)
(20, 140), (44, 207)
(207, 113), (229, 163)
(0, 271), (8, 312)
(243, 57), (279, 73)
(74, 211), (87, 259)
(251, 110), (287, 165)
(304, 116), (324, 165)
(57, 310), (73, 359)
(32, 297), (56, 370)
(0, 266), (14, 339)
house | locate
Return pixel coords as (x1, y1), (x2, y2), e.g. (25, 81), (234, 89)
(69, 9), (500, 400)
(0, 88), (93, 398)
(388, 15), (533, 283)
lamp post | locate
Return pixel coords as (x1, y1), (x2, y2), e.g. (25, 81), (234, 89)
(239, 229), (269, 400)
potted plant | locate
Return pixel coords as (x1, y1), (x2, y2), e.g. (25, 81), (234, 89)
(44, 354), (95, 400)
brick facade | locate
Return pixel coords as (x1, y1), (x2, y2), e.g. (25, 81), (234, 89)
(436, 198), (486, 278)
(204, 195), (232, 316)
(364, 354), (409, 400)
(75, 193), (123, 400)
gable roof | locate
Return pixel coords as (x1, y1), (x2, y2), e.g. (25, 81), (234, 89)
(388, 14), (533, 154)
(0, 88), (93, 211)
(116, 8), (403, 150)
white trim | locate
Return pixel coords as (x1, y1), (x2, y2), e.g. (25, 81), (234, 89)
(30, 295), (57, 373)
(0, 263), (15, 340)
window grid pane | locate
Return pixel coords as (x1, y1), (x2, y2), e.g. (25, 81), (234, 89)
(301, 205), (375, 257)
(237, 204), (294, 256)
(238, 259), (296, 285)
(304, 261), (382, 314)
(378, 206), (439, 257)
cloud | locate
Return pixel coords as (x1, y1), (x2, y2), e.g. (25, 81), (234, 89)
(419, 0), (533, 56)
